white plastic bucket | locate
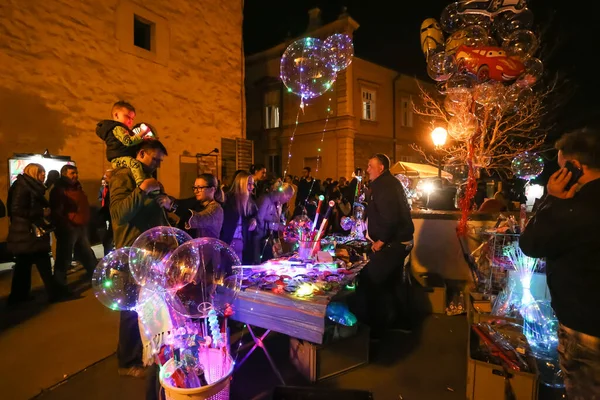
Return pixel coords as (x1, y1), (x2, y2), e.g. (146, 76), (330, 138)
(159, 348), (234, 400)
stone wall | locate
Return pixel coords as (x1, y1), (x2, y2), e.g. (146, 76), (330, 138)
(0, 0), (244, 242)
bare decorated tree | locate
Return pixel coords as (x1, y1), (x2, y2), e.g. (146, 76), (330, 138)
(410, 80), (555, 178)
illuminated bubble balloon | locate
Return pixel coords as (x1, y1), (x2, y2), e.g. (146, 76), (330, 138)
(130, 226), (194, 291)
(504, 29), (538, 60)
(518, 57), (543, 86)
(461, 13), (492, 31)
(494, 9), (534, 40)
(394, 174), (411, 189)
(283, 215), (313, 242)
(280, 37), (337, 99)
(427, 51), (457, 82)
(473, 81), (504, 106)
(448, 114), (478, 141)
(444, 96), (470, 116)
(462, 24), (490, 47)
(446, 73), (474, 103)
(323, 33), (354, 72)
(502, 83), (533, 112)
(167, 238), (242, 318)
(92, 247), (141, 311)
(440, 2), (463, 33)
(511, 152), (544, 180)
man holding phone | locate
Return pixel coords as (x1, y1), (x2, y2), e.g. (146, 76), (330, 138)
(520, 127), (600, 399)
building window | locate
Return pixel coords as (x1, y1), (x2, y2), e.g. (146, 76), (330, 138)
(401, 96), (414, 128)
(264, 90), (281, 129)
(265, 105), (280, 129)
(133, 15), (153, 51)
(269, 154), (281, 177)
(116, 1), (169, 65)
(362, 89), (376, 121)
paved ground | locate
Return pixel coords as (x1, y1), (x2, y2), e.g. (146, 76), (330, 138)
(34, 315), (468, 400)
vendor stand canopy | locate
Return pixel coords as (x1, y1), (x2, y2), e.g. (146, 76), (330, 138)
(390, 161), (453, 180)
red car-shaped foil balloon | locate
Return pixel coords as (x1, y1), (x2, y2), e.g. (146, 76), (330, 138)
(455, 45), (525, 82)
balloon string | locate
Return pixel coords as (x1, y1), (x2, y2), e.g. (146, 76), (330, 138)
(315, 95), (333, 174)
(283, 101), (303, 178)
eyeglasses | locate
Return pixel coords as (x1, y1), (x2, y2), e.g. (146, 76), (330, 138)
(192, 186), (213, 191)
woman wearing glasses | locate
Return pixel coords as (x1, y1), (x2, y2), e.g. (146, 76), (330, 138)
(220, 171), (258, 264)
(185, 174), (224, 239)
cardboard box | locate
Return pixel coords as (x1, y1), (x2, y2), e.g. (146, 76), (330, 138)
(415, 272), (447, 314)
(466, 326), (538, 400)
(289, 324), (370, 382)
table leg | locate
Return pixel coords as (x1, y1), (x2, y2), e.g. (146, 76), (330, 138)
(235, 325), (286, 385)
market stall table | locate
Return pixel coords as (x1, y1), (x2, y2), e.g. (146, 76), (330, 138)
(229, 258), (368, 384)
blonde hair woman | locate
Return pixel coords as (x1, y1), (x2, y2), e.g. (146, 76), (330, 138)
(220, 171), (258, 263)
(6, 163), (62, 305)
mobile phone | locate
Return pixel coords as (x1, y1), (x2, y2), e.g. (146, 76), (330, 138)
(564, 160), (583, 190)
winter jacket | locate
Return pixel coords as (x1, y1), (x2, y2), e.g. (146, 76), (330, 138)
(6, 174), (51, 255)
(220, 195), (258, 264)
(187, 200), (223, 239)
(520, 179), (600, 337)
(49, 177), (91, 229)
(109, 167), (169, 249)
(96, 120), (138, 161)
(366, 170), (414, 244)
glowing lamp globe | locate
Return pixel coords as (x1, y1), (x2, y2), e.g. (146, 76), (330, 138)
(431, 127), (448, 147)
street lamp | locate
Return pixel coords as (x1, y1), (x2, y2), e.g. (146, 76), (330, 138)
(431, 127), (447, 179)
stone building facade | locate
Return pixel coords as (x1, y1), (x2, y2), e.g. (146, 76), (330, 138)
(246, 8), (436, 181)
(0, 0), (246, 245)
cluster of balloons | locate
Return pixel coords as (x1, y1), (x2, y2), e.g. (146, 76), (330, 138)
(280, 34), (354, 100)
(421, 2), (541, 124)
(92, 227), (242, 319)
(420, 0), (544, 179)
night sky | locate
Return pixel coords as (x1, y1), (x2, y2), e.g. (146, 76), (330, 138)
(244, 0), (598, 142)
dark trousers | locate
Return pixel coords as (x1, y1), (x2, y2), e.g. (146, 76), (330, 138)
(357, 243), (411, 331)
(118, 310), (143, 368)
(102, 220), (114, 256)
(9, 252), (57, 302)
(146, 364), (160, 400)
(54, 225), (96, 286)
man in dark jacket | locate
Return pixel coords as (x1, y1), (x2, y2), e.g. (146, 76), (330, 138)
(50, 165), (97, 287)
(295, 167), (315, 215)
(520, 128), (600, 399)
(109, 140), (174, 388)
(362, 153), (414, 335)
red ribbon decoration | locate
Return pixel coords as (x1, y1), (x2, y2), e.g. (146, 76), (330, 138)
(457, 140), (477, 236)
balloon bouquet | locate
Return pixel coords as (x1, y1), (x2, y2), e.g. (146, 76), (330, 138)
(92, 227), (242, 390)
(420, 1), (545, 232)
(280, 33), (354, 177)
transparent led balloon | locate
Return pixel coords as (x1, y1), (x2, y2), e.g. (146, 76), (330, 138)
(427, 51), (457, 82)
(168, 238), (242, 318)
(440, 2), (463, 33)
(323, 33), (354, 72)
(504, 29), (538, 60)
(92, 247), (141, 311)
(511, 152), (544, 180)
(129, 226), (194, 291)
(448, 114), (478, 141)
(473, 81), (504, 106)
(280, 37), (337, 99)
